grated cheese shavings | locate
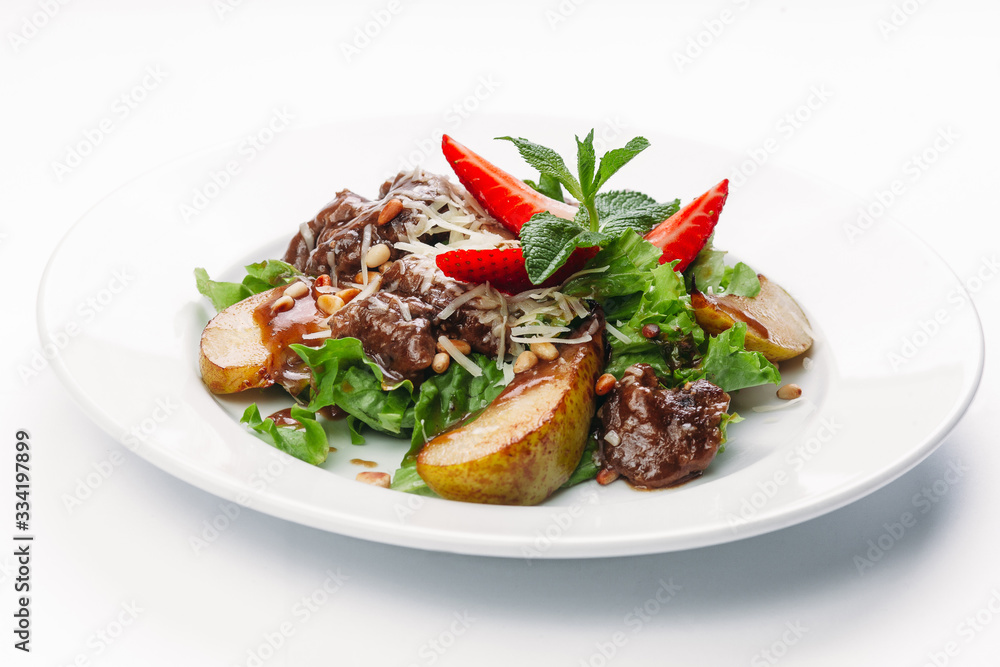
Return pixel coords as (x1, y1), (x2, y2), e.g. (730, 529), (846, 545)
(604, 321), (632, 344)
(438, 336), (482, 377)
(438, 283), (490, 320)
(360, 223), (372, 285)
(299, 222), (315, 251)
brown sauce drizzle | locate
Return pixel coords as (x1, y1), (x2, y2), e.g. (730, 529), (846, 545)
(252, 282), (329, 393)
(266, 407), (302, 428)
(350, 458), (378, 468)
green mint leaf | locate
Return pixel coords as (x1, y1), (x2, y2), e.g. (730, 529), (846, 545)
(579, 191), (680, 238)
(520, 212), (604, 284)
(596, 191), (678, 220)
(496, 136), (583, 201)
(576, 130), (597, 198)
(525, 173), (566, 202)
(594, 136), (650, 190)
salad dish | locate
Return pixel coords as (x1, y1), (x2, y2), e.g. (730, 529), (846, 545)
(195, 130), (813, 505)
(38, 117), (983, 556)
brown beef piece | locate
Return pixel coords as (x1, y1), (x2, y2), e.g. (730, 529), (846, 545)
(283, 170), (511, 283)
(327, 293), (438, 385)
(598, 365), (731, 488)
(379, 255), (502, 356)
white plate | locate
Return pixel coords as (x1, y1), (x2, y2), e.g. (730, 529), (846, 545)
(38, 117), (984, 558)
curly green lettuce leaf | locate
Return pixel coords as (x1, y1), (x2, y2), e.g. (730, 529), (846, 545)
(391, 354), (508, 495)
(291, 338), (414, 441)
(717, 412), (743, 452)
(686, 243), (761, 298)
(562, 230), (661, 301)
(240, 404), (328, 465)
(195, 259), (302, 311)
(682, 322), (780, 392)
(604, 261), (705, 378)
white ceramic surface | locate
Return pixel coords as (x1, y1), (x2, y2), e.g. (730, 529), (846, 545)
(37, 117), (984, 558)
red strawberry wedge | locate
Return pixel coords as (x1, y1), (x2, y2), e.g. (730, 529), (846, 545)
(436, 246), (596, 295)
(442, 134), (577, 234)
(645, 179), (729, 272)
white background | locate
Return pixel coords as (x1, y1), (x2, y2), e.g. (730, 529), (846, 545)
(3, 0), (999, 665)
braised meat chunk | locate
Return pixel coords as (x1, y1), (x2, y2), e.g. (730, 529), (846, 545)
(598, 364), (731, 488)
(283, 169), (511, 283)
(327, 292), (438, 385)
(379, 254), (504, 356)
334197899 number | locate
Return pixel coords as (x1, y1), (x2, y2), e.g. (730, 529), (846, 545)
(15, 430), (30, 531)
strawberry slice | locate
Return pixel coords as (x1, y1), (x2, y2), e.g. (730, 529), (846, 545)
(442, 134), (577, 234)
(644, 179), (729, 272)
(436, 246), (596, 295)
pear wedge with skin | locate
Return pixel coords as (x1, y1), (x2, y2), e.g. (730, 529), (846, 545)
(416, 313), (606, 505)
(691, 274), (813, 362)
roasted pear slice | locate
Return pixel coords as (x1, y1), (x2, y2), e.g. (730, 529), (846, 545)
(691, 274), (813, 362)
(416, 313), (605, 506)
(199, 281), (327, 394)
(199, 288), (279, 394)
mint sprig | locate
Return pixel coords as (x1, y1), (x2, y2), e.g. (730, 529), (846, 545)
(498, 131), (677, 284)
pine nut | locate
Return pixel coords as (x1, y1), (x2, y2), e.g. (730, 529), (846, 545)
(365, 243), (391, 268)
(354, 271), (366, 284)
(530, 342), (559, 361)
(432, 352), (450, 373)
(356, 471), (390, 488)
(270, 295), (294, 315)
(437, 339), (471, 355)
(777, 383), (802, 400)
(317, 294), (345, 315)
(283, 281), (309, 299)
(378, 261), (393, 272)
(596, 468), (620, 485)
(315, 274), (332, 287)
(514, 351), (538, 374)
(595, 373), (617, 396)
(336, 288), (361, 304)
(377, 199), (404, 225)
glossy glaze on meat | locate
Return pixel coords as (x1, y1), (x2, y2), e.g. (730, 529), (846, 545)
(598, 364), (730, 488)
